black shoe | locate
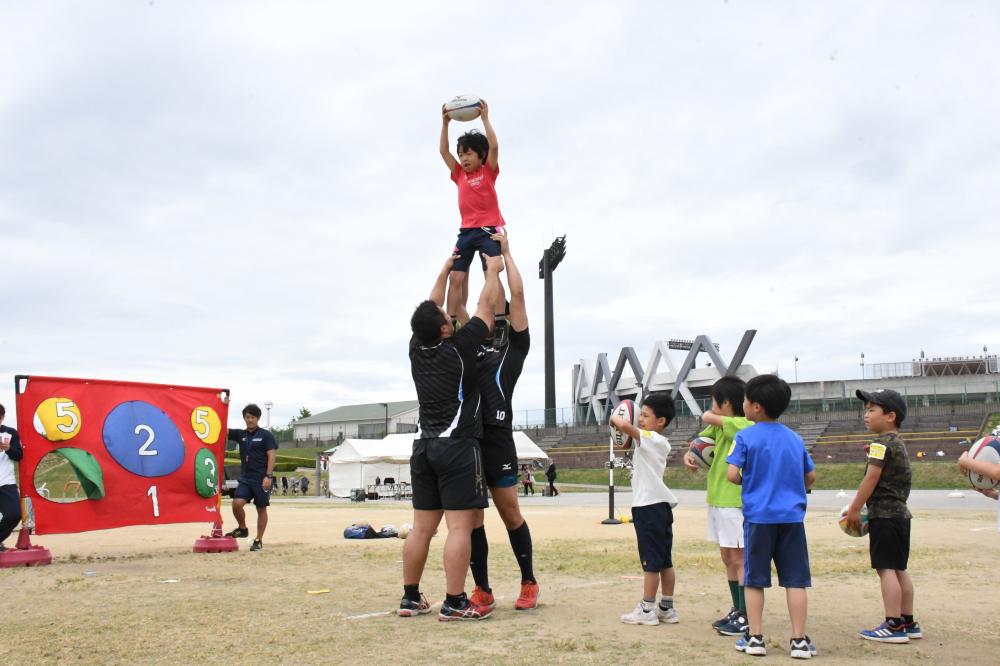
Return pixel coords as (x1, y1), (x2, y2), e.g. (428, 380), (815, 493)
(226, 527), (249, 538)
(0, 544), (6, 553)
(249, 539), (263, 551)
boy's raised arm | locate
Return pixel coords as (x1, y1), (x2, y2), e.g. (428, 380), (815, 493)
(609, 414), (642, 444)
(480, 100), (499, 171)
(471, 256), (503, 333)
(439, 107), (458, 172)
(494, 232), (526, 331)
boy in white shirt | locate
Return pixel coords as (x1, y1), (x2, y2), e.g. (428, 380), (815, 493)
(610, 392), (680, 626)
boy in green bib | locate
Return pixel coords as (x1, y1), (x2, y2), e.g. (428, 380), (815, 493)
(683, 376), (753, 636)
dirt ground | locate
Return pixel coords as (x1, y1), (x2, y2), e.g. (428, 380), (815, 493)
(1, 500), (995, 665)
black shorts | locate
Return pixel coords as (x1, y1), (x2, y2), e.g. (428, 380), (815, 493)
(235, 477), (270, 508)
(631, 502), (674, 572)
(411, 436), (488, 511)
(451, 226), (502, 272)
(868, 517), (910, 571)
(480, 426), (519, 488)
(744, 522), (811, 588)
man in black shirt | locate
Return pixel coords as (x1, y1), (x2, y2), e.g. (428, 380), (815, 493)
(225, 403), (277, 551)
(465, 232), (539, 611)
(400, 254), (503, 621)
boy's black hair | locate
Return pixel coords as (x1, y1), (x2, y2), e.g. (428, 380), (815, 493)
(640, 392), (676, 428)
(0, 403), (4, 418)
(711, 376), (746, 417)
(744, 374), (792, 419)
(242, 403), (262, 418)
(411, 300), (447, 345)
(456, 130), (489, 162)
(867, 402), (906, 428)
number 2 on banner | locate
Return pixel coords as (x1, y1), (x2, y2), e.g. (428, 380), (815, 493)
(135, 424), (157, 456)
(147, 485), (160, 517)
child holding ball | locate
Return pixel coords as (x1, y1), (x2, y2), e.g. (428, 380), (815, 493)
(439, 99), (505, 324)
(958, 427), (1000, 533)
(610, 392), (680, 627)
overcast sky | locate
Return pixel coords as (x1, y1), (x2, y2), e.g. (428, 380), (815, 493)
(2, 1), (998, 428)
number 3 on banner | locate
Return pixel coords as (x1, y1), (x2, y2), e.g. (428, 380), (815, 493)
(147, 485), (160, 517)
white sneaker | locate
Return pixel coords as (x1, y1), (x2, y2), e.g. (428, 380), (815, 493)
(621, 601), (659, 625)
(656, 605), (679, 623)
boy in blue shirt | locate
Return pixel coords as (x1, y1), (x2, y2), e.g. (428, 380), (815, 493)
(726, 375), (816, 659)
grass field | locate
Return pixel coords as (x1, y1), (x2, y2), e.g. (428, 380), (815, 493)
(555, 461), (970, 491)
(2, 501), (995, 665)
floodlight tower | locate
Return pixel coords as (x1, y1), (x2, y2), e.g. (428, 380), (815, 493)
(538, 236), (567, 427)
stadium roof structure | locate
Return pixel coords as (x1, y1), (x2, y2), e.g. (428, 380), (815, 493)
(295, 400), (419, 425)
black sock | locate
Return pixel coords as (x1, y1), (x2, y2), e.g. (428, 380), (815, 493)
(902, 614), (914, 624)
(470, 526), (490, 592)
(886, 616), (904, 629)
(445, 592), (467, 609)
(403, 584), (421, 602)
(507, 521), (535, 584)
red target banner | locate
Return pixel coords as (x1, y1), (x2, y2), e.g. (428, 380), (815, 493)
(14, 375), (229, 535)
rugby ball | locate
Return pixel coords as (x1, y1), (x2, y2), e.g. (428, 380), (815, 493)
(609, 399), (638, 449)
(967, 436), (1000, 490)
(444, 94), (482, 122)
(838, 503), (869, 537)
(397, 523), (412, 539)
(689, 436), (716, 469)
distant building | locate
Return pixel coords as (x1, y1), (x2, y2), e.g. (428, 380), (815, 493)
(293, 400), (419, 444)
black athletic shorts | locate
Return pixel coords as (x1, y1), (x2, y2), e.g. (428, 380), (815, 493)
(451, 226), (502, 272)
(480, 426), (519, 489)
(631, 502), (674, 572)
(411, 436), (488, 511)
(235, 477), (270, 508)
(868, 517), (910, 571)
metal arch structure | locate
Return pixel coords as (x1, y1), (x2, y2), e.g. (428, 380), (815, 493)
(572, 330), (758, 420)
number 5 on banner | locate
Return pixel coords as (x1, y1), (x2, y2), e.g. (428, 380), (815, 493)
(190, 406), (221, 444)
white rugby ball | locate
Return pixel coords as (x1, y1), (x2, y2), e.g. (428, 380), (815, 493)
(967, 436), (1000, 490)
(609, 399), (638, 449)
(444, 94), (482, 122)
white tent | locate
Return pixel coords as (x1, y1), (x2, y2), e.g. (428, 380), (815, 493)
(326, 432), (548, 498)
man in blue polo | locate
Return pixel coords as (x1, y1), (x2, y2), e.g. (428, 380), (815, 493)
(226, 403), (277, 551)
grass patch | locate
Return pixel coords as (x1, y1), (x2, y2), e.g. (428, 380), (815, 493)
(555, 461), (971, 490)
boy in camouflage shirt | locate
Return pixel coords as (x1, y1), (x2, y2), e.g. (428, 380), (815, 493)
(845, 389), (921, 644)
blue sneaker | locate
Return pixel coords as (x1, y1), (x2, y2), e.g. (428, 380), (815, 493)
(905, 621), (923, 639)
(735, 634), (749, 652)
(717, 611), (748, 636)
(859, 621), (909, 643)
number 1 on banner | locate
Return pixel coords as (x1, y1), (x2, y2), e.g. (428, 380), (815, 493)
(147, 485), (160, 517)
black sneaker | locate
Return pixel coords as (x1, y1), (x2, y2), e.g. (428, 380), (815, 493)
(249, 539), (263, 551)
(713, 607), (737, 630)
(790, 636), (815, 659)
(225, 527), (249, 538)
(716, 611), (748, 636)
(398, 593), (432, 617)
(744, 634), (766, 656)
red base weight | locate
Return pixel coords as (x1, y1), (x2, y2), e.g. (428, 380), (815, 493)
(0, 546), (53, 568)
(192, 536), (238, 553)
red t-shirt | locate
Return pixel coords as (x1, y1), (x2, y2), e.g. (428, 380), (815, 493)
(451, 163), (506, 229)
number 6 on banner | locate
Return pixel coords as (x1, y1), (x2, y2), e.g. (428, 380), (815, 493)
(147, 485), (160, 517)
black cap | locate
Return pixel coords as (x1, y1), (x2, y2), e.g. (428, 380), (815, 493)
(855, 388), (907, 421)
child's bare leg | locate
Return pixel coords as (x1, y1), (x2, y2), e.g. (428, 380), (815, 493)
(722, 547), (742, 583)
(877, 569), (902, 617)
(643, 571), (660, 601)
(446, 270), (469, 322)
(660, 567), (675, 597)
(897, 570), (914, 616)
(745, 587), (764, 635)
(786, 587), (808, 637)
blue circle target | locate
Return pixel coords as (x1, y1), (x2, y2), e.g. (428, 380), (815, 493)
(103, 401), (185, 477)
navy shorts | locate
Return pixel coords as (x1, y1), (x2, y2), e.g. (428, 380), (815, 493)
(632, 502), (674, 572)
(743, 521), (811, 588)
(235, 477), (270, 508)
(480, 426), (519, 488)
(868, 517), (910, 571)
(411, 436), (489, 511)
(452, 226), (502, 272)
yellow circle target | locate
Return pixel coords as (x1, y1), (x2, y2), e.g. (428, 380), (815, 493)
(190, 406), (222, 444)
(33, 397), (83, 441)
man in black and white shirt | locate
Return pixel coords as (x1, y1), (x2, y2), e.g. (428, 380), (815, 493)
(0, 403), (23, 552)
(400, 254), (502, 621)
